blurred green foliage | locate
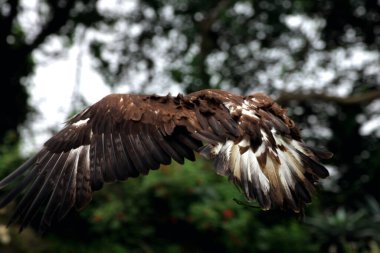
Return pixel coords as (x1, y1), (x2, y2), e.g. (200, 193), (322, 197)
(0, 159), (321, 252)
(2, 158), (380, 252)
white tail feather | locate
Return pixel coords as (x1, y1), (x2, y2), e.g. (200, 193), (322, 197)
(212, 130), (325, 211)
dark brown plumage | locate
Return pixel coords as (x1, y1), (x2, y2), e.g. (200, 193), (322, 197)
(0, 89), (332, 231)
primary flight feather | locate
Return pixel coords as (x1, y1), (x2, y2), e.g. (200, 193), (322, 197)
(0, 89), (332, 231)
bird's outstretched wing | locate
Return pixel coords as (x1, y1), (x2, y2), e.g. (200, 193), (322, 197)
(191, 91), (332, 211)
(0, 90), (332, 231)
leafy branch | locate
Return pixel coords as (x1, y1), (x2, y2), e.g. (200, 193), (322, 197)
(276, 89), (380, 105)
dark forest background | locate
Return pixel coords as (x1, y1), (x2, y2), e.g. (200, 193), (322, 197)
(0, 0), (379, 252)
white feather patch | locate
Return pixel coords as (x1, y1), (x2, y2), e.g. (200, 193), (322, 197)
(277, 160), (294, 199)
(230, 144), (241, 180)
(272, 133), (303, 170)
(241, 99), (259, 119)
(214, 141), (234, 176)
(211, 142), (224, 156)
(222, 140), (234, 154)
(242, 149), (270, 193)
(217, 139), (270, 193)
(271, 132), (306, 197)
(255, 143), (266, 156)
(238, 138), (250, 148)
(68, 145), (90, 173)
(223, 99), (259, 119)
(260, 129), (269, 142)
(241, 108), (259, 119)
(72, 118), (89, 127)
(69, 146), (81, 180)
(223, 102), (241, 114)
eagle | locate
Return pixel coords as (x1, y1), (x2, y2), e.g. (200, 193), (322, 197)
(0, 89), (332, 231)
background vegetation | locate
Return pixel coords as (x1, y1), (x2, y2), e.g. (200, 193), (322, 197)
(0, 0), (379, 252)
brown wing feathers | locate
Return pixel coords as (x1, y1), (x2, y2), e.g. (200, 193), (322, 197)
(200, 91), (332, 212)
(0, 90), (331, 231)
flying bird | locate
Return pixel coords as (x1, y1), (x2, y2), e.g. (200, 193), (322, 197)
(0, 89), (332, 231)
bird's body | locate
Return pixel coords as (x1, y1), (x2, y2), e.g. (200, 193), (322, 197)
(0, 89), (332, 231)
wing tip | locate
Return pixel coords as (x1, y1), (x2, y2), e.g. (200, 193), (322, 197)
(211, 136), (331, 214)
